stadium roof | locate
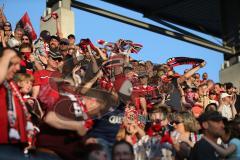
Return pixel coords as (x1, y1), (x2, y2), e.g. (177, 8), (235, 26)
(102, 0), (223, 38)
(47, 0), (240, 56)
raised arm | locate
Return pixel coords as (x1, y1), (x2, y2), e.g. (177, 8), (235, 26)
(203, 136), (236, 157)
(0, 7), (7, 25)
(178, 61), (206, 84)
(87, 45), (99, 73)
(94, 47), (108, 61)
(79, 70), (103, 94)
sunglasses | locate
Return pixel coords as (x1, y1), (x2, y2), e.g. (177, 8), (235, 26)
(21, 51), (32, 54)
(171, 120), (183, 125)
(51, 57), (63, 62)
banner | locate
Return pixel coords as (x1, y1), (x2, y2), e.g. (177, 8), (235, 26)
(16, 12), (37, 40)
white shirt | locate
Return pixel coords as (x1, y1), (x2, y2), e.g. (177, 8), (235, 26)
(221, 104), (233, 120)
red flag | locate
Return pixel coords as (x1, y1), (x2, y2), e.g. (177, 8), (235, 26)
(16, 12), (37, 40)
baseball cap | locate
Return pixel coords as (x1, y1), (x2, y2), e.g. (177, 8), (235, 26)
(50, 35), (60, 42)
(138, 60), (145, 66)
(40, 30), (51, 42)
(198, 111), (227, 124)
(221, 92), (232, 99)
(60, 38), (69, 45)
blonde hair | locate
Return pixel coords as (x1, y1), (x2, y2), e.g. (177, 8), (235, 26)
(116, 127), (126, 141)
(175, 111), (200, 132)
(14, 73), (34, 83)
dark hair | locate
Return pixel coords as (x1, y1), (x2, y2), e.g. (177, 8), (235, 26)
(112, 140), (134, 158)
(22, 33), (33, 44)
(19, 43), (33, 52)
(205, 103), (218, 112)
(0, 47), (21, 58)
(68, 34), (75, 39)
(224, 119), (240, 141)
(83, 143), (105, 160)
(225, 82), (234, 90)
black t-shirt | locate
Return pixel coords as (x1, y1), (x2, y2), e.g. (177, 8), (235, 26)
(166, 78), (181, 111)
(189, 138), (220, 160)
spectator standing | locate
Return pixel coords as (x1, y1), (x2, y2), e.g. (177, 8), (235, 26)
(189, 111), (226, 160)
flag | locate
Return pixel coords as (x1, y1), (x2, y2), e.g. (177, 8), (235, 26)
(130, 43), (143, 54)
(16, 12), (37, 40)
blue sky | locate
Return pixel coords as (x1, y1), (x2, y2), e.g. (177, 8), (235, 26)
(2, 0), (224, 81)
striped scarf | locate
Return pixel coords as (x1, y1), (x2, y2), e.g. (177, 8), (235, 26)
(3, 81), (34, 142)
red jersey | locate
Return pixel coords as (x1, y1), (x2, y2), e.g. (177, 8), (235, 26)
(33, 70), (61, 111)
(132, 85), (157, 111)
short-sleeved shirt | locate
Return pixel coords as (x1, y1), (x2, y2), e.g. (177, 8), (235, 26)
(189, 138), (220, 160)
(33, 70), (61, 111)
(229, 138), (240, 159)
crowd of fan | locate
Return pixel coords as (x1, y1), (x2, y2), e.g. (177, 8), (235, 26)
(0, 8), (240, 160)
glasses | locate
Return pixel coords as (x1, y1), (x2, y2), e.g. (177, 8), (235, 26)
(51, 57), (62, 62)
(171, 120), (183, 125)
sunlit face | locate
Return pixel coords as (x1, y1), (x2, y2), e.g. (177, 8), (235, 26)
(15, 30), (23, 41)
(150, 112), (168, 127)
(47, 56), (62, 70)
(68, 37), (75, 45)
(21, 35), (30, 44)
(209, 94), (216, 100)
(6, 54), (21, 80)
(18, 80), (33, 94)
(124, 70), (135, 79)
(3, 23), (11, 31)
(214, 84), (221, 93)
(20, 47), (32, 60)
(50, 38), (59, 50)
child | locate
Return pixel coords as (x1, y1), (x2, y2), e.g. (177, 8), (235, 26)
(14, 73), (41, 154)
(15, 73), (43, 118)
(15, 73), (34, 99)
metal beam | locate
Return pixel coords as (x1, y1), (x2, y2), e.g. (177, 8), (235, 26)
(144, 16), (218, 45)
(71, 0), (235, 55)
